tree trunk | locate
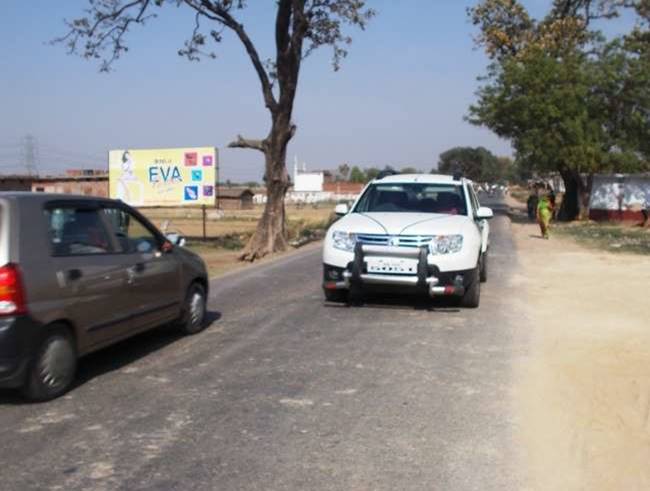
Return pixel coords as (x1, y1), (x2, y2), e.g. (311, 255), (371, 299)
(233, 0), (304, 261)
(239, 116), (293, 261)
(557, 167), (591, 221)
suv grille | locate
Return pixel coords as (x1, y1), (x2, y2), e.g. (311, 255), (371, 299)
(356, 234), (433, 248)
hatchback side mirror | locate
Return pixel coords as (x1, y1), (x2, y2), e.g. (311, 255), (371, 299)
(334, 203), (349, 216)
(476, 206), (494, 220)
(165, 233), (186, 247)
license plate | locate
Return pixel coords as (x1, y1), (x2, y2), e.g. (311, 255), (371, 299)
(366, 257), (418, 274)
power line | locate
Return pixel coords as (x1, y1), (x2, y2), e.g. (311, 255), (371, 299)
(39, 143), (107, 162)
(21, 134), (39, 176)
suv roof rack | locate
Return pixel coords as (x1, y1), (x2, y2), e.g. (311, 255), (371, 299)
(452, 171), (463, 181)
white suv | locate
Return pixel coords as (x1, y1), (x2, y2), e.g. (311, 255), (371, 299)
(322, 173), (493, 308)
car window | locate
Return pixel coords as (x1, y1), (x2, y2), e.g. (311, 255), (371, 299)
(102, 208), (159, 254)
(468, 185), (480, 214)
(354, 183), (468, 215)
(46, 207), (112, 256)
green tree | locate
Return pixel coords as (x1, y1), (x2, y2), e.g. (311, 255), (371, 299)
(349, 166), (366, 183)
(55, 0), (374, 260)
(496, 156), (523, 183)
(337, 163), (350, 181)
(468, 0), (650, 220)
(437, 146), (504, 182)
(400, 166), (418, 174)
(364, 167), (381, 181)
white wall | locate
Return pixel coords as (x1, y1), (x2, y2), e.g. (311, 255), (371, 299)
(589, 174), (650, 211)
(294, 172), (324, 192)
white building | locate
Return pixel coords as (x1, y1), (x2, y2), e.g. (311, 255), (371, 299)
(293, 158), (324, 192)
(288, 158), (331, 203)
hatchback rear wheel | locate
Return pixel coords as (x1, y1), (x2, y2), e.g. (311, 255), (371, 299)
(22, 326), (77, 402)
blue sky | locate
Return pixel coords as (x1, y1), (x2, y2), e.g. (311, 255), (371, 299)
(0, 1), (637, 182)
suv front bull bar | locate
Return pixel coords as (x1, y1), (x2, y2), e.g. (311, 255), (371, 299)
(324, 242), (465, 298)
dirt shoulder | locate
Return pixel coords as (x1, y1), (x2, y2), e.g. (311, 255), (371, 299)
(509, 209), (650, 490)
(201, 239), (323, 280)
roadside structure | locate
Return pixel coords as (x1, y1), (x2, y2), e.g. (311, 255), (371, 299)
(0, 175), (38, 191)
(216, 187), (255, 210)
(323, 181), (364, 201)
(31, 172), (109, 197)
(286, 159), (365, 204)
(588, 173), (650, 221)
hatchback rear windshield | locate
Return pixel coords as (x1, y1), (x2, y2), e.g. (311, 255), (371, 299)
(353, 183), (468, 215)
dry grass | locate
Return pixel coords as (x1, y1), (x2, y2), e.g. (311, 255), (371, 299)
(139, 204), (333, 238)
(138, 204), (334, 276)
(554, 221), (650, 255)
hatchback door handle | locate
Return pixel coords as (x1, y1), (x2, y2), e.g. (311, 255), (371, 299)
(68, 269), (83, 281)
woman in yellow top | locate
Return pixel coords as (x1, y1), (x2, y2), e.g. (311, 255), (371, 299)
(536, 191), (554, 239)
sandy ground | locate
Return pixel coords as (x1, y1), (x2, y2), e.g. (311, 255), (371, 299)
(510, 209), (650, 490)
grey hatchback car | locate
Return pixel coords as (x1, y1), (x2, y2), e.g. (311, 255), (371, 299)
(0, 193), (209, 401)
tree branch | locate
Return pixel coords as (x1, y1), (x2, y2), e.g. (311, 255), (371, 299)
(227, 135), (266, 152)
(184, 0), (278, 113)
(53, 0), (155, 71)
(276, 0), (292, 56)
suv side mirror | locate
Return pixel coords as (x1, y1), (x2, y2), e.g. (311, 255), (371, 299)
(475, 206), (494, 220)
(334, 203), (349, 216)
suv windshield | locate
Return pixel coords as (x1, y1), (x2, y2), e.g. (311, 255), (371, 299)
(353, 182), (468, 215)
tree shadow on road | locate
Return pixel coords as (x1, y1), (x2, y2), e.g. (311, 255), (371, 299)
(0, 310), (222, 405)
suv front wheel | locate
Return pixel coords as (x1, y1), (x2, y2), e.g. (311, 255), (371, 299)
(459, 266), (481, 308)
(324, 289), (347, 303)
(480, 252), (488, 283)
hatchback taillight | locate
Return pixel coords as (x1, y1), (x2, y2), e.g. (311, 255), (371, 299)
(0, 264), (27, 316)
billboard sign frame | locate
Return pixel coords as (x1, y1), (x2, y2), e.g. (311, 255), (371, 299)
(109, 146), (217, 207)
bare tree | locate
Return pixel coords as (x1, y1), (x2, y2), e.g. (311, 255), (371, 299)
(55, 0), (374, 260)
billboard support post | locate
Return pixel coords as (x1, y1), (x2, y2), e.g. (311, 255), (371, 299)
(202, 205), (207, 241)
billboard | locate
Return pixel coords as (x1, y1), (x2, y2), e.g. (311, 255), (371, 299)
(109, 147), (217, 207)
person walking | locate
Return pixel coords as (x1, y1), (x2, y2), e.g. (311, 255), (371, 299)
(527, 186), (539, 221)
(536, 189), (554, 239)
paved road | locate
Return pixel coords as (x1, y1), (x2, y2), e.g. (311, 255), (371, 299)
(0, 203), (527, 490)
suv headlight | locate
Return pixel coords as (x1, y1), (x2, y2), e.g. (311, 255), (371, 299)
(429, 235), (463, 255)
(332, 230), (357, 252)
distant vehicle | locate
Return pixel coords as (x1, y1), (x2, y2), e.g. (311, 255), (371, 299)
(0, 193), (209, 401)
(322, 173), (493, 308)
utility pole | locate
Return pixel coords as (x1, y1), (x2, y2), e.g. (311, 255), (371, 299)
(22, 134), (39, 176)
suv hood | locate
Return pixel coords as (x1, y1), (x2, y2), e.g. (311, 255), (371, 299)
(335, 212), (469, 236)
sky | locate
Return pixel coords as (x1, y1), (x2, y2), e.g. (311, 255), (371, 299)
(0, 1), (638, 182)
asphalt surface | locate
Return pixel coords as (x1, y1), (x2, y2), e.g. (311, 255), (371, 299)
(0, 198), (527, 491)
